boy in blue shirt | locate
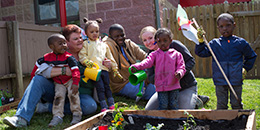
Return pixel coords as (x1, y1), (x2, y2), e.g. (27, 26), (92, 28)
(195, 13), (257, 109)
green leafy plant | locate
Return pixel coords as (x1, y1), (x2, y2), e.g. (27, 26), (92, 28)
(2, 89), (13, 98)
(145, 123), (164, 130)
(183, 111), (196, 130)
(1, 89), (13, 99)
(0, 88), (14, 105)
(109, 103), (128, 130)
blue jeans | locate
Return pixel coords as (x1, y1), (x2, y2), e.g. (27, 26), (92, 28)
(158, 89), (179, 110)
(15, 75), (97, 122)
(145, 85), (198, 110)
(116, 82), (156, 100)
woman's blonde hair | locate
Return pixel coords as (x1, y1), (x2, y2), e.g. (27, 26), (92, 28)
(139, 26), (157, 42)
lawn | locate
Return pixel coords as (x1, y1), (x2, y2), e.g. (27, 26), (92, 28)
(0, 78), (259, 130)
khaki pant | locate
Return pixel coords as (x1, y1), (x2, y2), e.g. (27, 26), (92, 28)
(53, 79), (82, 118)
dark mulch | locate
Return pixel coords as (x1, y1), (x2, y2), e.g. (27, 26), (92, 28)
(89, 112), (248, 130)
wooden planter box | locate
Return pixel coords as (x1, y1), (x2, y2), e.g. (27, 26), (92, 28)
(0, 98), (20, 114)
(65, 110), (256, 130)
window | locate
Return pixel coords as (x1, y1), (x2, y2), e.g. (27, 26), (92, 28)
(34, 0), (79, 25)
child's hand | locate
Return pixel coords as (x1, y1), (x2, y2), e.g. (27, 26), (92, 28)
(84, 59), (94, 68)
(130, 67), (137, 73)
(65, 67), (72, 76)
(197, 26), (206, 43)
(113, 69), (123, 79)
(242, 68), (247, 80)
(102, 58), (112, 69)
(71, 84), (79, 95)
(175, 72), (181, 80)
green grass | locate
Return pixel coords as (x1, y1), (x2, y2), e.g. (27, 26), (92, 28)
(0, 78), (259, 130)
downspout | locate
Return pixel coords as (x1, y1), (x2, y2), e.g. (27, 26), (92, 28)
(59, 0), (67, 27)
(154, 0), (161, 29)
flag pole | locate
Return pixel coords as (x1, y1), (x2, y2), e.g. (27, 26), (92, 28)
(192, 18), (243, 109)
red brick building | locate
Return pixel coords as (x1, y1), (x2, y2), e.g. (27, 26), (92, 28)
(0, 0), (179, 44)
(180, 0), (251, 7)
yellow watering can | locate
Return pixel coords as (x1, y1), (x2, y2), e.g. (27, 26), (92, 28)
(82, 62), (101, 83)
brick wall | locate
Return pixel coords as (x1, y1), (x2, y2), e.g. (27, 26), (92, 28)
(0, 0), (179, 44)
(0, 0), (34, 24)
(80, 0), (157, 44)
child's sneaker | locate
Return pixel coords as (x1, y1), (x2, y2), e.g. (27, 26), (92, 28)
(3, 116), (27, 128)
(48, 116), (63, 127)
(101, 108), (107, 112)
(109, 105), (115, 110)
(70, 115), (82, 125)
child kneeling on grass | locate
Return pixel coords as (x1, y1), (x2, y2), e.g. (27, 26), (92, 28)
(130, 28), (186, 110)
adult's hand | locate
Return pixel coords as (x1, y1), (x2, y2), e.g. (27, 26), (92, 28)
(103, 58), (112, 69)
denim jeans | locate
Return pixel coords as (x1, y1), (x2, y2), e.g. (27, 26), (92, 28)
(116, 82), (156, 100)
(158, 89), (179, 110)
(145, 85), (198, 110)
(15, 75), (97, 122)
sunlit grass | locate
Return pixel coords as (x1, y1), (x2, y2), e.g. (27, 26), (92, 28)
(0, 78), (259, 129)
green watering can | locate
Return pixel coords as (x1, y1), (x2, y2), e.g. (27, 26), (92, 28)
(128, 66), (147, 97)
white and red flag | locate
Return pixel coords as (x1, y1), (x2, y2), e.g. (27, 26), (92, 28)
(176, 4), (199, 45)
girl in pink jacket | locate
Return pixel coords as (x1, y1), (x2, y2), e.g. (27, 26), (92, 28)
(131, 28), (186, 110)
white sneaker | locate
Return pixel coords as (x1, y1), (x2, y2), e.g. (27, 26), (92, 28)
(3, 116), (27, 128)
(35, 102), (49, 113)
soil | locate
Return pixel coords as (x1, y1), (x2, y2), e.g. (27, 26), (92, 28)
(89, 112), (248, 130)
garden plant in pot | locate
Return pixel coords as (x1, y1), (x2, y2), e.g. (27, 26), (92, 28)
(0, 88), (14, 106)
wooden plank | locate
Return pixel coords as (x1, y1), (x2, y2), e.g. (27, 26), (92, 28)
(162, 8), (168, 28)
(65, 110), (112, 130)
(18, 22), (61, 32)
(169, 9), (175, 36)
(231, 10), (260, 17)
(201, 5), (207, 77)
(192, 6), (200, 77)
(248, 2), (255, 43)
(0, 99), (20, 114)
(6, 22), (24, 98)
(233, 3), (240, 36)
(244, 2), (250, 42)
(0, 22), (9, 76)
(0, 74), (16, 80)
(214, 4), (222, 37)
(239, 2), (244, 37)
(246, 111), (256, 130)
(208, 5), (214, 77)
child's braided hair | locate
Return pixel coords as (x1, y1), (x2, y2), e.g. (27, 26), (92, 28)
(83, 17), (103, 32)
